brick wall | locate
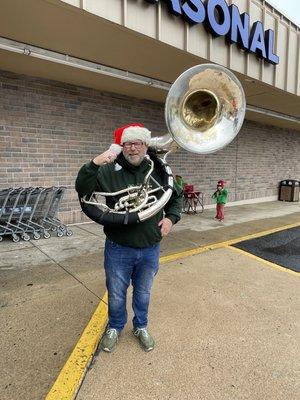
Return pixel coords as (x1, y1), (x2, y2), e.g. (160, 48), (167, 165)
(0, 70), (299, 223)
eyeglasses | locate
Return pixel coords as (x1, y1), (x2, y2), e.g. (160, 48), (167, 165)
(123, 141), (144, 149)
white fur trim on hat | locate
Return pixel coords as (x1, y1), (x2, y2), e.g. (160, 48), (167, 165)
(109, 143), (122, 155)
(121, 126), (151, 145)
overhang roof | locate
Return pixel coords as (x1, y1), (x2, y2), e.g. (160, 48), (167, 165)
(0, 0), (299, 131)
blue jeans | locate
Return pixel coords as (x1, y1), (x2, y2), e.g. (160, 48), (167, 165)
(104, 239), (160, 332)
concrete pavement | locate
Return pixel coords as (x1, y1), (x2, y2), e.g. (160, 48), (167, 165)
(77, 246), (300, 400)
(0, 201), (299, 400)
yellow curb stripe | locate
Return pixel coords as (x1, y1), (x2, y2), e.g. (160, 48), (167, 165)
(227, 245), (299, 276)
(225, 221), (300, 245)
(160, 243), (223, 264)
(160, 221), (300, 264)
(46, 292), (108, 400)
(46, 221), (300, 399)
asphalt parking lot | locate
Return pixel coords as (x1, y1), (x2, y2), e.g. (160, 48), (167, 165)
(233, 225), (300, 272)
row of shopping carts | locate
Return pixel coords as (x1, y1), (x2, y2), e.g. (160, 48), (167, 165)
(0, 186), (73, 242)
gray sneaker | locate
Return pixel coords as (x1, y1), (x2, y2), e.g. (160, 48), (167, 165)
(133, 327), (155, 352)
(100, 328), (119, 352)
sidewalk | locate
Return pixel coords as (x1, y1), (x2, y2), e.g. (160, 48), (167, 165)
(1, 201), (300, 400)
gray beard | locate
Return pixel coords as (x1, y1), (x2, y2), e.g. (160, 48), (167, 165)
(123, 153), (144, 166)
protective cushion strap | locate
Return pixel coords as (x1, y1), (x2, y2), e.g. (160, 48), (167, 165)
(79, 196), (139, 226)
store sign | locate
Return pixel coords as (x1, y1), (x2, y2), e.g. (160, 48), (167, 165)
(144, 0), (279, 65)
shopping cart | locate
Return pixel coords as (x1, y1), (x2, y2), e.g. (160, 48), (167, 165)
(0, 186), (72, 242)
(41, 187), (73, 237)
(12, 187), (42, 240)
(18, 187), (52, 240)
(0, 187), (32, 242)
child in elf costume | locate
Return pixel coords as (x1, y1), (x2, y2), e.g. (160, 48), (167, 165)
(212, 180), (228, 222)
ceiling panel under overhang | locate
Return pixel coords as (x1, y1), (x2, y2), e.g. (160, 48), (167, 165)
(0, 0), (299, 131)
(0, 49), (168, 102)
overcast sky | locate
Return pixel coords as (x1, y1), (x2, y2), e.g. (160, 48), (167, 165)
(266, 0), (300, 26)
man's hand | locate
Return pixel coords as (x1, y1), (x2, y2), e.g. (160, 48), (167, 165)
(93, 149), (118, 166)
(158, 217), (173, 237)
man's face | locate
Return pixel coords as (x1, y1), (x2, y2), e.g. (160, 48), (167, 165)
(122, 140), (148, 166)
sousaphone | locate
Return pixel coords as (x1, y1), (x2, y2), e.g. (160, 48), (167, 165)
(80, 64), (246, 225)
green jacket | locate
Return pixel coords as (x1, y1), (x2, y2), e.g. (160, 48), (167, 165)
(212, 188), (228, 204)
(75, 153), (183, 248)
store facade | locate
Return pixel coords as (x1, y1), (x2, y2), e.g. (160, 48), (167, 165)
(0, 0), (299, 223)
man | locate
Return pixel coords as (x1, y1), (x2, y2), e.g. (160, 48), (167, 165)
(75, 123), (182, 352)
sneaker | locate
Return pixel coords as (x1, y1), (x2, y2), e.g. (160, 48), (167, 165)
(133, 327), (155, 352)
(100, 328), (119, 352)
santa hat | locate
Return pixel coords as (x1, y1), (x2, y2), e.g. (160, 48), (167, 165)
(217, 180), (225, 187)
(109, 123), (151, 155)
